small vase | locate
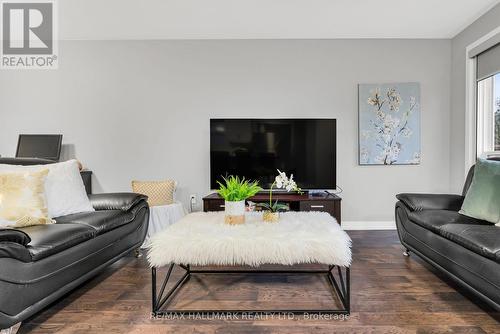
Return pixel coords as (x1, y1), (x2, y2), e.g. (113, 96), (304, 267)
(224, 200), (245, 225)
(263, 211), (279, 223)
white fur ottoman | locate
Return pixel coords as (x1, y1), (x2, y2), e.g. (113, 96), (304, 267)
(147, 211), (352, 267)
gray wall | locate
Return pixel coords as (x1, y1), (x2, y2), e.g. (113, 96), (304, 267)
(450, 3), (500, 192)
(0, 39), (451, 222)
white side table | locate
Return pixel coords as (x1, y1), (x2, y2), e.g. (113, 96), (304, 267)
(141, 202), (186, 248)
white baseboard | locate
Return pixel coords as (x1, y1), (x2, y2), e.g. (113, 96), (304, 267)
(342, 220), (396, 230)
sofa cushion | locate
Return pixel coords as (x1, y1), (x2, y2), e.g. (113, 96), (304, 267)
(407, 210), (485, 233)
(439, 224), (500, 263)
(408, 209), (500, 263)
(20, 224), (96, 261)
(55, 210), (135, 235)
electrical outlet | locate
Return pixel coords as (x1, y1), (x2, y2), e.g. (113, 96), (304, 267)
(190, 194), (197, 204)
(189, 194), (197, 212)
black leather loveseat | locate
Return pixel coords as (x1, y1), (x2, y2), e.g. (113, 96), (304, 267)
(395, 164), (500, 310)
(0, 193), (149, 329)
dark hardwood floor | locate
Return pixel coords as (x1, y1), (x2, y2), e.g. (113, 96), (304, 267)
(18, 231), (500, 334)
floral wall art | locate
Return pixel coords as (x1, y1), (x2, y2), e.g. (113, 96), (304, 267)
(358, 82), (421, 165)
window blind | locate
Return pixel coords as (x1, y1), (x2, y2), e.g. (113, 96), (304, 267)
(477, 43), (500, 81)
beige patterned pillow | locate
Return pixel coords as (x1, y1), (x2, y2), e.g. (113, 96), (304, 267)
(0, 169), (54, 228)
(131, 180), (175, 206)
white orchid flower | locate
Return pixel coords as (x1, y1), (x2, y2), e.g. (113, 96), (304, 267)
(275, 169), (290, 189)
(274, 169), (299, 192)
(265, 170), (302, 211)
(275, 175), (283, 188)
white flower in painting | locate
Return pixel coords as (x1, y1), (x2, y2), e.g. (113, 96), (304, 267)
(409, 96), (416, 107)
(360, 147), (369, 163)
(389, 115), (400, 128)
(401, 127), (412, 138)
(382, 115), (400, 136)
(375, 110), (385, 121)
(387, 88), (402, 112)
(375, 143), (402, 164)
(377, 148), (390, 162)
(390, 143), (402, 160)
(367, 88), (381, 106)
(361, 130), (372, 140)
(374, 153), (386, 164)
(407, 152), (421, 164)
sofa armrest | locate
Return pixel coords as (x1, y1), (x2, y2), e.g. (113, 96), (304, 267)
(88, 193), (148, 211)
(0, 229), (32, 262)
(396, 193), (464, 212)
(0, 229), (31, 245)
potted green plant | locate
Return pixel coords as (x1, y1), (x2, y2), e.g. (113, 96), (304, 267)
(217, 176), (261, 225)
(258, 170), (302, 222)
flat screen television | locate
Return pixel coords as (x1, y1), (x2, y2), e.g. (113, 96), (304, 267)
(210, 119), (336, 190)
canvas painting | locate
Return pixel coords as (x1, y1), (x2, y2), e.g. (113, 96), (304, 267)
(358, 82), (421, 165)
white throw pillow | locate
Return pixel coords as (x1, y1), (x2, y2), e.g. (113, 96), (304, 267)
(0, 160), (95, 218)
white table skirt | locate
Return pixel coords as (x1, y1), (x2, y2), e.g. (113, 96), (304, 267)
(141, 202), (186, 248)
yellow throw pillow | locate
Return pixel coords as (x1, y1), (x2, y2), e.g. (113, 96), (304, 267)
(131, 180), (175, 207)
(0, 169), (54, 228)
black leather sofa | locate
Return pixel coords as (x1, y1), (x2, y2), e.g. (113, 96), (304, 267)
(395, 164), (500, 310)
(0, 192), (149, 329)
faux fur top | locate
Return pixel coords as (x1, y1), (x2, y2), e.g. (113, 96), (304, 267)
(147, 211), (352, 268)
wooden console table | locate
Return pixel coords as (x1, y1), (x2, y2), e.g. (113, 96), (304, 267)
(203, 192), (342, 224)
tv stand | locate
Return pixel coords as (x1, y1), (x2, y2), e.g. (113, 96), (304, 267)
(203, 192), (342, 224)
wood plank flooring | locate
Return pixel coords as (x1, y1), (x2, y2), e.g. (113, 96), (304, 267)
(18, 231), (500, 334)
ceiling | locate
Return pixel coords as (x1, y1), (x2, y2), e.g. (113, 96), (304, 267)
(60, 0), (500, 40)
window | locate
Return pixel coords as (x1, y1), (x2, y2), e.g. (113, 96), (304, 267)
(465, 29), (500, 172)
(496, 74), (500, 151)
(476, 60), (500, 157)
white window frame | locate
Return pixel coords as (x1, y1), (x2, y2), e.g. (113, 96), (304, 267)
(465, 26), (500, 176)
(476, 76), (495, 157)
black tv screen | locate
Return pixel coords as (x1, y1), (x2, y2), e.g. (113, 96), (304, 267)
(210, 119), (336, 189)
